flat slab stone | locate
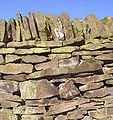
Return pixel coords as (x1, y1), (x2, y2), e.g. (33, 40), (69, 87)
(21, 115), (42, 120)
(95, 53), (113, 60)
(15, 48), (50, 54)
(3, 74), (27, 81)
(20, 79), (58, 99)
(0, 64), (33, 74)
(0, 48), (15, 54)
(22, 55), (47, 63)
(6, 55), (21, 63)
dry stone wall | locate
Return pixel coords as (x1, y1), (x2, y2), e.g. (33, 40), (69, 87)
(0, 12), (113, 120)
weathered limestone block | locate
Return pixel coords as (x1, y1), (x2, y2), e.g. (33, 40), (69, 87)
(95, 53), (113, 60)
(0, 55), (4, 64)
(6, 55), (22, 63)
(103, 67), (113, 74)
(51, 46), (79, 53)
(22, 16), (32, 40)
(7, 18), (16, 41)
(0, 80), (19, 93)
(106, 79), (113, 85)
(48, 53), (71, 60)
(13, 105), (45, 114)
(85, 14), (109, 38)
(26, 97), (60, 106)
(85, 38), (102, 44)
(0, 109), (18, 120)
(22, 55), (47, 63)
(45, 100), (77, 115)
(58, 56), (79, 68)
(1, 100), (21, 109)
(34, 12), (48, 41)
(35, 58), (58, 71)
(0, 19), (7, 42)
(0, 48), (15, 54)
(15, 20), (21, 41)
(84, 87), (109, 98)
(28, 60), (102, 79)
(79, 82), (104, 91)
(15, 48), (50, 54)
(28, 12), (38, 39)
(20, 79), (58, 99)
(80, 43), (105, 50)
(21, 115), (42, 120)
(105, 42), (113, 48)
(81, 55), (92, 60)
(72, 18), (90, 38)
(0, 63), (33, 74)
(17, 14), (26, 41)
(101, 16), (113, 36)
(63, 36), (84, 46)
(59, 13), (74, 39)
(59, 80), (80, 99)
(67, 109), (87, 120)
(7, 40), (36, 48)
(55, 115), (67, 120)
(74, 74), (113, 84)
(3, 74), (27, 81)
(36, 40), (62, 47)
(43, 116), (53, 120)
(46, 14), (64, 40)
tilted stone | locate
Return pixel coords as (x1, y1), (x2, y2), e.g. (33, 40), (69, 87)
(0, 63), (33, 74)
(51, 46), (79, 53)
(22, 55), (47, 63)
(36, 40), (62, 47)
(75, 74), (112, 84)
(13, 105), (45, 114)
(6, 55), (22, 63)
(46, 14), (64, 40)
(63, 36), (84, 46)
(0, 48), (15, 54)
(20, 79), (58, 99)
(22, 16), (32, 40)
(26, 97), (60, 107)
(59, 80), (80, 99)
(7, 18), (16, 41)
(0, 80), (19, 93)
(28, 12), (38, 39)
(0, 19), (7, 42)
(79, 82), (104, 91)
(21, 115), (42, 120)
(72, 18), (90, 39)
(85, 14), (109, 38)
(0, 109), (18, 120)
(15, 20), (21, 41)
(85, 38), (102, 44)
(7, 40), (36, 48)
(48, 53), (71, 60)
(67, 109), (87, 120)
(59, 13), (74, 40)
(101, 16), (113, 36)
(34, 12), (48, 41)
(95, 53), (113, 60)
(15, 48), (50, 54)
(82, 116), (93, 120)
(45, 100), (77, 115)
(80, 43), (105, 50)
(17, 14), (26, 41)
(3, 74), (27, 81)
(0, 55), (4, 64)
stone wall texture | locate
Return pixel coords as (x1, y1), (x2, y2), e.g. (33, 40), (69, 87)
(0, 12), (113, 120)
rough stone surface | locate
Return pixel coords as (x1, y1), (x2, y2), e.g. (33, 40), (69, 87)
(20, 79), (58, 99)
(22, 55), (47, 63)
(95, 53), (113, 60)
(0, 64), (33, 74)
(6, 55), (21, 63)
(59, 80), (80, 99)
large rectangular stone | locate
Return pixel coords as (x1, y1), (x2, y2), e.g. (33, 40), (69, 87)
(0, 64), (33, 74)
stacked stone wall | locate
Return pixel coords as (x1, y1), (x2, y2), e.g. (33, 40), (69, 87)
(0, 12), (113, 120)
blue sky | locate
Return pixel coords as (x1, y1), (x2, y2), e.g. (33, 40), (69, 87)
(0, 0), (113, 21)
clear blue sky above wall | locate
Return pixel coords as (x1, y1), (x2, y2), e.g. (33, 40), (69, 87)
(0, 0), (113, 21)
